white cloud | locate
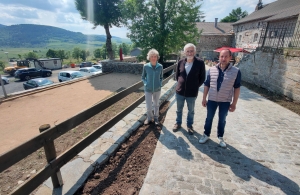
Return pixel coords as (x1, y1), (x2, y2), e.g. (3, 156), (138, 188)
(0, 0), (278, 39)
(201, 0), (277, 22)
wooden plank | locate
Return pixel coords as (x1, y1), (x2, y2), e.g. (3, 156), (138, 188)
(10, 165), (53, 195)
(0, 64), (176, 173)
(51, 95), (145, 169)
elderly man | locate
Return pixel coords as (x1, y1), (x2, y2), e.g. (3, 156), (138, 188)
(199, 49), (241, 147)
(173, 43), (206, 134)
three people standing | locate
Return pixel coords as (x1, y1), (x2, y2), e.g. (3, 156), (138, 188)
(142, 46), (241, 148)
(141, 49), (163, 125)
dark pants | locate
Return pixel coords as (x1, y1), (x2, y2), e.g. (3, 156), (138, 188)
(204, 100), (230, 138)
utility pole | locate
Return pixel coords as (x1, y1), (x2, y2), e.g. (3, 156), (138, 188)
(1, 52), (8, 98)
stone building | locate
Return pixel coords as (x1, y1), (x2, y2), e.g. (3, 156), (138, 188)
(130, 48), (142, 57)
(233, 0), (300, 51)
(196, 19), (234, 61)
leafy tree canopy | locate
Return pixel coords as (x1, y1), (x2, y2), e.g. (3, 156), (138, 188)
(220, 7), (248, 23)
(75, 0), (123, 60)
(122, 0), (203, 62)
(24, 52), (38, 59)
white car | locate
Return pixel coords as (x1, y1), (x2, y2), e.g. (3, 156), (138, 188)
(79, 67), (102, 75)
(58, 71), (84, 82)
(1, 76), (9, 85)
(92, 64), (102, 70)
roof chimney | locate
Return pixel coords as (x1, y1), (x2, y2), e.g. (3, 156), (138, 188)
(255, 0), (263, 11)
(215, 18), (218, 28)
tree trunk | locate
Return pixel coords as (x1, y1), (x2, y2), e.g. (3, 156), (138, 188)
(104, 24), (114, 60)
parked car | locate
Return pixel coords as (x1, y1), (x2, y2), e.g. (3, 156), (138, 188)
(14, 68), (52, 81)
(0, 76), (9, 85)
(58, 71), (84, 82)
(79, 62), (92, 68)
(92, 64), (102, 70)
(23, 78), (54, 90)
(79, 67), (102, 75)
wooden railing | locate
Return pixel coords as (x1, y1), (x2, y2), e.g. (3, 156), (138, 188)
(0, 64), (176, 195)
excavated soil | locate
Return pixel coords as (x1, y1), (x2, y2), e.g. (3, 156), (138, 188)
(75, 101), (170, 195)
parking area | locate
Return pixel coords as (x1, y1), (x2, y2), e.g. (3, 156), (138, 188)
(0, 67), (86, 97)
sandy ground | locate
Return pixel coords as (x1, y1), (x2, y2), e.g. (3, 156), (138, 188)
(0, 73), (141, 155)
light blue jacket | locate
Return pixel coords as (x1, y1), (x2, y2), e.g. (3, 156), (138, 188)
(141, 62), (163, 92)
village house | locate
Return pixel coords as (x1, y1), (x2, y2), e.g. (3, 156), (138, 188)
(196, 19), (234, 61)
(233, 0), (300, 51)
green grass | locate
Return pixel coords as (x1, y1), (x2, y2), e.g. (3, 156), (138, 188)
(0, 41), (108, 66)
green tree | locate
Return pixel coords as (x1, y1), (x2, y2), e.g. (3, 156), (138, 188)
(80, 50), (90, 61)
(24, 52), (38, 59)
(75, 0), (123, 60)
(220, 7), (248, 22)
(57, 50), (67, 61)
(100, 44), (107, 59)
(18, 54), (22, 60)
(46, 49), (57, 58)
(119, 43), (130, 55)
(72, 47), (81, 61)
(94, 48), (102, 58)
(123, 0), (202, 62)
(0, 61), (5, 71)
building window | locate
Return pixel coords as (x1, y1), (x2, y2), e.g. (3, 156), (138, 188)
(239, 35), (242, 42)
(223, 37), (227, 42)
(197, 39), (200, 43)
(257, 22), (260, 28)
(253, 33), (258, 42)
(240, 26), (243, 31)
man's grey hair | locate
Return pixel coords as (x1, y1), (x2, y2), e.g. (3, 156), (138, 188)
(147, 49), (160, 60)
(184, 43), (196, 52)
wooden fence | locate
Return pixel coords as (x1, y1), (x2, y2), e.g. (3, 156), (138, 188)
(0, 64), (176, 195)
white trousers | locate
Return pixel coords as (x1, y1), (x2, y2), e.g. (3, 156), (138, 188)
(145, 91), (161, 121)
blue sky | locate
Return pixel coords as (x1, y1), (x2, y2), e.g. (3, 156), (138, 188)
(0, 0), (277, 38)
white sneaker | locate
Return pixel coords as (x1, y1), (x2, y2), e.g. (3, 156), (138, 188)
(218, 137), (226, 148)
(199, 134), (210, 144)
(144, 120), (151, 125)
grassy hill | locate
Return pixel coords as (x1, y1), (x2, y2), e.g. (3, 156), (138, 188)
(0, 24), (130, 48)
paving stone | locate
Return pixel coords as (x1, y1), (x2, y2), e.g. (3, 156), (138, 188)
(78, 146), (94, 161)
(177, 181), (194, 191)
(195, 184), (213, 194)
(45, 158), (93, 195)
(141, 78), (300, 194)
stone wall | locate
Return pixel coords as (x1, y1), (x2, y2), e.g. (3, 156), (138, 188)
(102, 61), (144, 75)
(197, 34), (234, 60)
(236, 49), (300, 101)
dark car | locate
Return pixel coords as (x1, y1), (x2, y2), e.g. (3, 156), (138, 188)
(23, 78), (54, 90)
(79, 62), (92, 68)
(14, 68), (52, 81)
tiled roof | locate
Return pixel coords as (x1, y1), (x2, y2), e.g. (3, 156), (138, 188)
(196, 22), (233, 35)
(233, 0), (300, 25)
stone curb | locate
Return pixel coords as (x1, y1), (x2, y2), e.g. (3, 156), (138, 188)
(36, 79), (177, 195)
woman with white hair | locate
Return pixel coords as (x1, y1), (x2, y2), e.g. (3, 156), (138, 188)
(141, 49), (163, 125)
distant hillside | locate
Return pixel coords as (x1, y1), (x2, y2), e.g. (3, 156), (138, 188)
(0, 24), (130, 48)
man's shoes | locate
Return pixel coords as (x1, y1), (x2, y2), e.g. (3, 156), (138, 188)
(154, 118), (160, 126)
(218, 137), (226, 148)
(144, 120), (151, 125)
(199, 134), (210, 144)
(173, 123), (181, 132)
(187, 126), (194, 135)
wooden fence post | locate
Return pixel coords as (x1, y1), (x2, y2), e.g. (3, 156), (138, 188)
(39, 124), (63, 188)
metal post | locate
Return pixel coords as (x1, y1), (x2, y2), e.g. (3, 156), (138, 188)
(0, 74), (8, 98)
(39, 124), (63, 188)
